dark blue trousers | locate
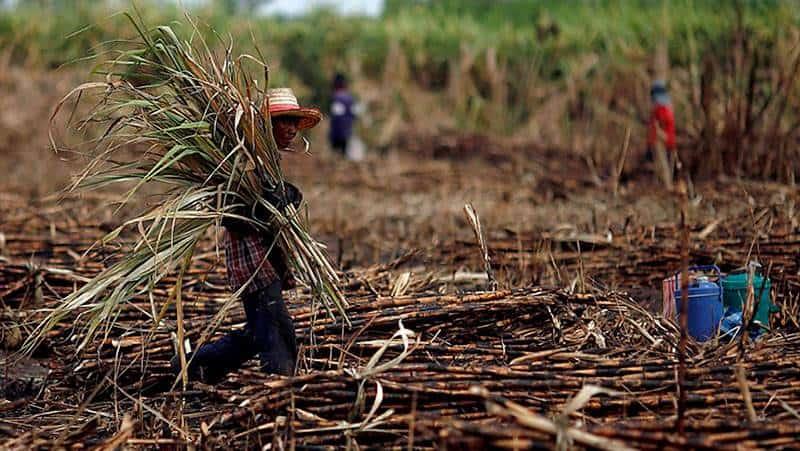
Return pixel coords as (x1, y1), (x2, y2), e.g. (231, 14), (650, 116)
(175, 280), (297, 382)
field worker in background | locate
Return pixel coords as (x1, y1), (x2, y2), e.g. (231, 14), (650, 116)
(329, 73), (360, 159)
(172, 88), (321, 383)
(647, 80), (678, 188)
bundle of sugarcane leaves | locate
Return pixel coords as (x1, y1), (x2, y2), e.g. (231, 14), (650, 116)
(23, 14), (347, 356)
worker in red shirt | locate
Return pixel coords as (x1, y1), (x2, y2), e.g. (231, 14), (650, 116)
(646, 80), (678, 187)
(648, 80), (676, 152)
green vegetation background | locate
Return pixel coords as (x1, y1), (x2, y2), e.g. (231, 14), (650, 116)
(2, 0), (799, 166)
(3, 1), (795, 93)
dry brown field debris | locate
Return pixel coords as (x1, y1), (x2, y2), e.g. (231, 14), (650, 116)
(2, 142), (800, 449)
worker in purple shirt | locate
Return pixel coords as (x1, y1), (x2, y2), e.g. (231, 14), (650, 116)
(329, 73), (357, 156)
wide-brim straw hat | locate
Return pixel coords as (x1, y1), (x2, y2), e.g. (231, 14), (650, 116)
(265, 88), (322, 131)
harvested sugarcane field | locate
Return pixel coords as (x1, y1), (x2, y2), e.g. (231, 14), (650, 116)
(2, 1), (800, 450)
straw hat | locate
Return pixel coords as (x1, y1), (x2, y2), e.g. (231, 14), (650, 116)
(265, 88), (322, 130)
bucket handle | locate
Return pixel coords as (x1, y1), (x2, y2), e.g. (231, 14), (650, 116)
(674, 265), (723, 303)
(674, 265), (721, 279)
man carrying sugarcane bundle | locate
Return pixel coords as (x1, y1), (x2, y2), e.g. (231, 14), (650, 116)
(171, 88), (322, 382)
(26, 21), (347, 389)
(646, 80), (678, 189)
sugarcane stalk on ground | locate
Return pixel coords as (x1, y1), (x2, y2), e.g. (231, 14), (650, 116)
(4, 211), (800, 448)
(3, 133), (800, 448)
(21, 14), (347, 355)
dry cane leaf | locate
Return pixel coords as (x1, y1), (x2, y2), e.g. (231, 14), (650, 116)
(556, 385), (623, 451)
(391, 272), (411, 297)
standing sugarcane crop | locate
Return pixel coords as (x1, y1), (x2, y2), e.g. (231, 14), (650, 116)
(171, 88), (321, 381)
(22, 15), (348, 377)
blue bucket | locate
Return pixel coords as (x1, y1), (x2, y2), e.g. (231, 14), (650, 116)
(673, 265), (724, 341)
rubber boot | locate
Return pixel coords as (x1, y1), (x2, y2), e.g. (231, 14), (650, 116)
(170, 329), (256, 384)
(243, 281), (297, 376)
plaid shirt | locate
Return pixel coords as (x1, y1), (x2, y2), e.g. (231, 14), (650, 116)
(223, 229), (282, 295)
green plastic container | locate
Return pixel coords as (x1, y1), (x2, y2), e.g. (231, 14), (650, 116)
(721, 273), (773, 328)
